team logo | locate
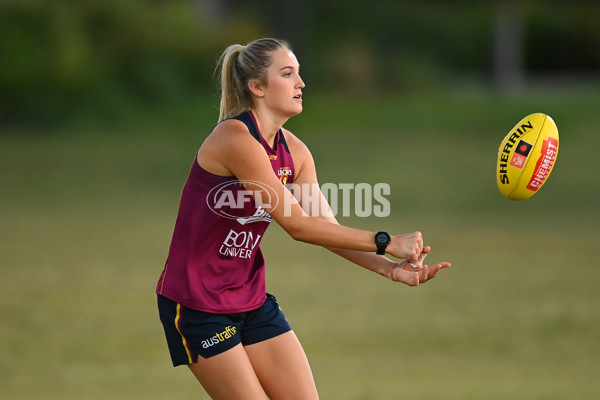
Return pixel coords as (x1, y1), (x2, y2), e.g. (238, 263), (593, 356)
(278, 167), (292, 184)
(509, 140), (533, 169)
(206, 180), (278, 223)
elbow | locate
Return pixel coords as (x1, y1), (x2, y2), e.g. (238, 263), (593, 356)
(282, 220), (311, 243)
(286, 226), (309, 243)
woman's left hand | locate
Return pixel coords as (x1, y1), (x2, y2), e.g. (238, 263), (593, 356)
(388, 246), (451, 286)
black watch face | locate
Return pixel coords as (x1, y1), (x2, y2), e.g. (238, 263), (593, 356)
(376, 233), (389, 245)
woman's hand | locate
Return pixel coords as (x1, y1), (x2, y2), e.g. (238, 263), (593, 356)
(388, 246), (451, 286)
(388, 231), (423, 260)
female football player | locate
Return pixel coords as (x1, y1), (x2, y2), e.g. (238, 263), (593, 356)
(156, 38), (450, 399)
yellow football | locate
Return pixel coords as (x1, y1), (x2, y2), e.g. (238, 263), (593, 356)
(496, 113), (559, 201)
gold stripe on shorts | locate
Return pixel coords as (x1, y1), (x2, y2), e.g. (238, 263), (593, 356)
(174, 303), (193, 364)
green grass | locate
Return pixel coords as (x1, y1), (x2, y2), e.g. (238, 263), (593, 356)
(1, 89), (599, 399)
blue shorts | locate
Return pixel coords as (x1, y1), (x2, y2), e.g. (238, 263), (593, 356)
(157, 293), (292, 366)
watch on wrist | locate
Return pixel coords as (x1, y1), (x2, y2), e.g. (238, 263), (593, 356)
(374, 231), (391, 255)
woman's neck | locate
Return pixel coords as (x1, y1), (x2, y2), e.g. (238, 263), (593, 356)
(250, 108), (287, 148)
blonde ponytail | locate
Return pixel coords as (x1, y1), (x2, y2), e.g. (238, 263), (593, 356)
(217, 44), (246, 122)
(216, 38), (290, 122)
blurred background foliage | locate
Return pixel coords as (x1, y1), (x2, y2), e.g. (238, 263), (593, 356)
(1, 0), (599, 127)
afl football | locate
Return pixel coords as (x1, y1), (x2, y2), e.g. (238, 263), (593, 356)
(497, 113), (559, 200)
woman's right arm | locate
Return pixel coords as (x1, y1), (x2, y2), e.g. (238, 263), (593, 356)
(197, 121), (423, 260)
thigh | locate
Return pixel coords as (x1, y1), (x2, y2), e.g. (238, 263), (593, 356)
(245, 331), (319, 400)
(188, 343), (269, 400)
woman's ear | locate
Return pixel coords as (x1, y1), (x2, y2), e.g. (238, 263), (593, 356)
(248, 79), (265, 98)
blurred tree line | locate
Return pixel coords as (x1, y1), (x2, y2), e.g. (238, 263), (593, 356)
(1, 0), (598, 127)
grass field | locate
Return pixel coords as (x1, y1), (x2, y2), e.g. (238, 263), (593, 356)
(1, 89), (599, 399)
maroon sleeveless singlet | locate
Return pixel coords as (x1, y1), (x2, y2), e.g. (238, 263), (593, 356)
(156, 111), (295, 313)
